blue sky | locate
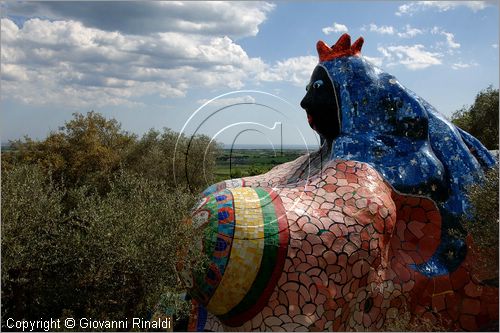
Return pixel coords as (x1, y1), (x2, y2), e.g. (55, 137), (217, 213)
(1, 1), (498, 148)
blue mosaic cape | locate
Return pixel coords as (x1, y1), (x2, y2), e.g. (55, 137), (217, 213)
(320, 56), (496, 276)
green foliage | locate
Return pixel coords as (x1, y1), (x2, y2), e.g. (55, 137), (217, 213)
(2, 112), (221, 194)
(125, 128), (221, 193)
(2, 111), (136, 193)
(247, 165), (267, 176)
(1, 112), (217, 327)
(230, 168), (243, 178)
(451, 86), (499, 150)
(462, 167), (499, 285)
(1, 164), (204, 326)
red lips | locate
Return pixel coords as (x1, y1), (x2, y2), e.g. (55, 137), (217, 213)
(307, 113), (316, 130)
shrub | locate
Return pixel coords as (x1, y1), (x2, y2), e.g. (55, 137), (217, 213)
(1, 161), (205, 329)
(1, 165), (70, 321)
(2, 112), (221, 195)
(451, 86), (499, 150)
(462, 167), (499, 285)
(2, 112), (136, 193)
(124, 128), (221, 193)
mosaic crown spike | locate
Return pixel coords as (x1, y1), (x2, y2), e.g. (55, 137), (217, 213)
(317, 33), (364, 61)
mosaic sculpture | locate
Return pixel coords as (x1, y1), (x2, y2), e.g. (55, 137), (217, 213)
(177, 34), (498, 331)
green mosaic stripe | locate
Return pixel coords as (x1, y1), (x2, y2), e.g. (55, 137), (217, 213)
(218, 187), (280, 319)
(202, 194), (220, 263)
(192, 193), (220, 303)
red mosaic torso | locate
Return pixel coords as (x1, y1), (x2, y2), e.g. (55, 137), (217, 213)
(188, 154), (498, 331)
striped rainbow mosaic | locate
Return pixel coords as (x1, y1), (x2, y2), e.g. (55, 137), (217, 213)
(189, 186), (289, 326)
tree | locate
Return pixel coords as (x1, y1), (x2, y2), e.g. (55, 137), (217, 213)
(2, 111), (136, 193)
(451, 86), (499, 150)
(462, 167), (499, 286)
(449, 87), (499, 283)
(1, 112), (219, 327)
(2, 111), (222, 194)
(1, 164), (205, 326)
(124, 128), (221, 193)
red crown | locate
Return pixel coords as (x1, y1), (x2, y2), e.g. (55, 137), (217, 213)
(317, 33), (364, 62)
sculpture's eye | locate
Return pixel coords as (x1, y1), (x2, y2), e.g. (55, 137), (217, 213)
(313, 80), (324, 89)
(306, 80), (324, 91)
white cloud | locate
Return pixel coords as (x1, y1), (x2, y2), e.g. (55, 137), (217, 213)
(451, 61), (478, 70)
(368, 23), (395, 35)
(396, 1), (489, 16)
(492, 44), (498, 49)
(397, 25), (424, 38)
(396, 3), (413, 16)
(3, 2), (276, 38)
(258, 56), (318, 86)
(363, 56), (383, 67)
(197, 95), (257, 107)
(362, 23), (423, 39)
(370, 24), (473, 70)
(1, 63), (29, 81)
(322, 22), (348, 35)
(1, 11), (319, 110)
(377, 44), (442, 70)
(431, 27), (460, 49)
(0, 17), (270, 108)
(443, 32), (460, 49)
(377, 47), (392, 58)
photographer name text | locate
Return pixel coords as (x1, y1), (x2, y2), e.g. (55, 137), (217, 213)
(6, 317), (172, 331)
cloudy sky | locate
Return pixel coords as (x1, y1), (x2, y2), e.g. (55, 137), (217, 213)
(1, 1), (498, 147)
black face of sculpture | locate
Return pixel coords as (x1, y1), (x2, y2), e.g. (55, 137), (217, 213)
(300, 66), (341, 141)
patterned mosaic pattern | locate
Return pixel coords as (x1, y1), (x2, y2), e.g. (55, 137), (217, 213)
(319, 35), (495, 277)
(187, 160), (498, 331)
(208, 187), (266, 315)
(183, 187), (289, 327)
(188, 299), (208, 332)
(181, 34), (498, 331)
(220, 188), (289, 327)
(186, 190), (236, 305)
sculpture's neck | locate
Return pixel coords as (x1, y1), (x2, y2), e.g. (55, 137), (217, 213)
(286, 139), (332, 184)
(320, 138), (333, 162)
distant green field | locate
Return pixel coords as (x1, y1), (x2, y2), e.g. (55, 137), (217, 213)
(214, 149), (307, 182)
(1, 144), (15, 152)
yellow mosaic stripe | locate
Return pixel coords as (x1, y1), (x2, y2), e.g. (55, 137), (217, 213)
(206, 187), (265, 315)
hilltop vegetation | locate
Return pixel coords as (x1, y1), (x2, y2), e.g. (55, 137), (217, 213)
(451, 86), (499, 284)
(451, 86), (499, 150)
(1, 112), (218, 328)
(2, 111), (220, 193)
